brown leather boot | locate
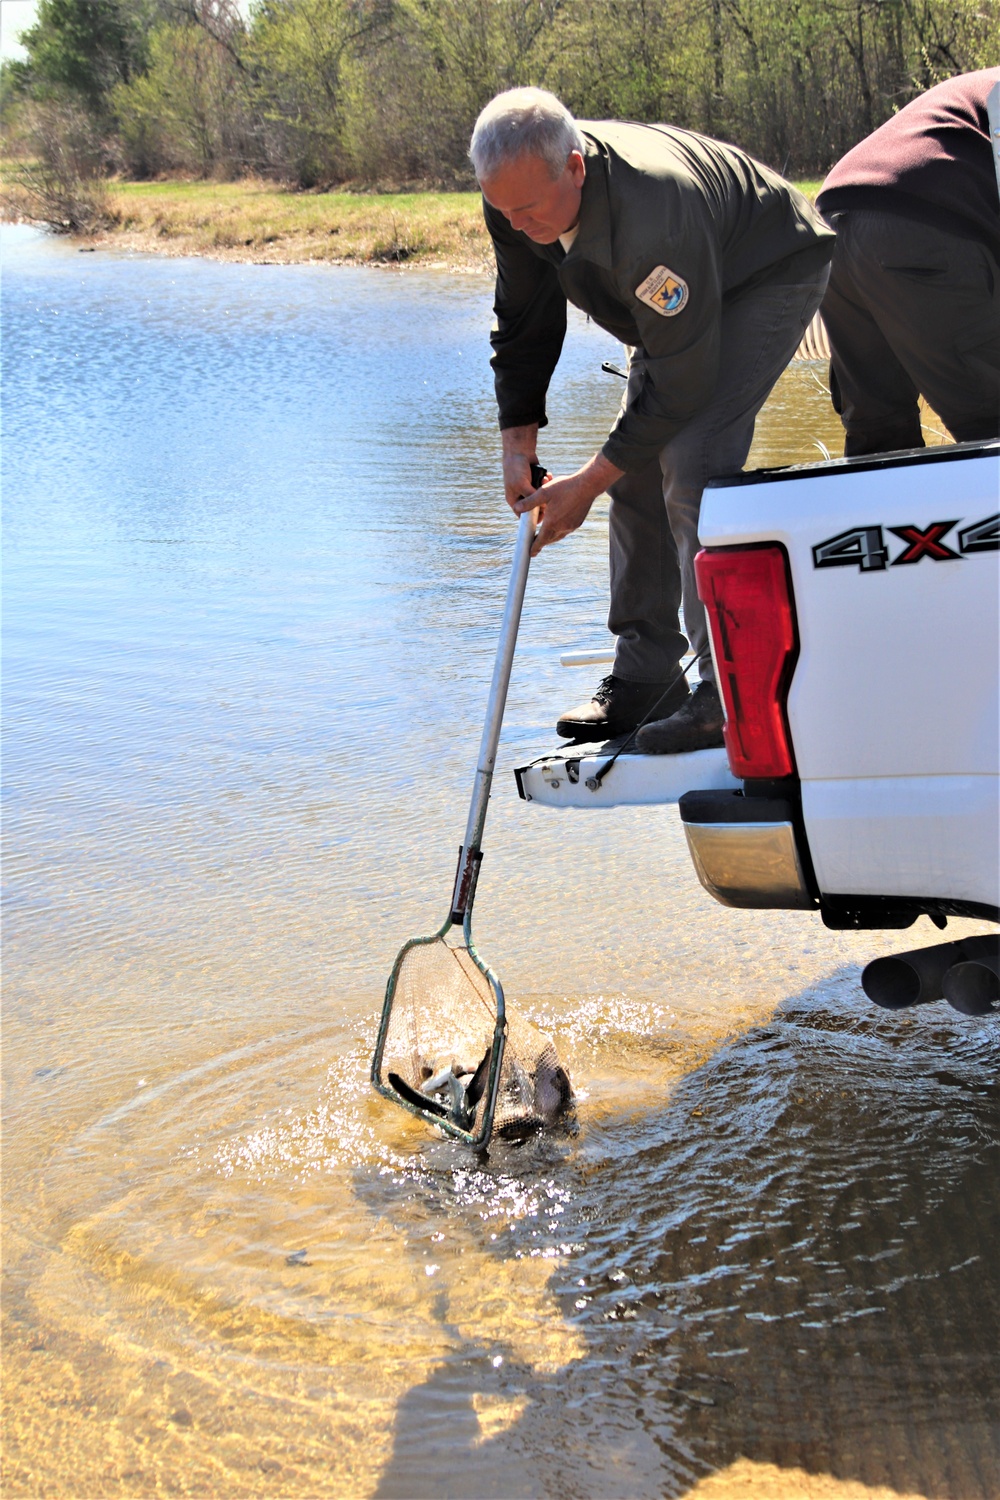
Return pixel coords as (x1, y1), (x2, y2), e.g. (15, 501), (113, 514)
(556, 674), (690, 742)
(634, 680), (724, 754)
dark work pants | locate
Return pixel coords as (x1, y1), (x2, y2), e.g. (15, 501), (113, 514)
(820, 209), (1000, 456)
(609, 268), (830, 684)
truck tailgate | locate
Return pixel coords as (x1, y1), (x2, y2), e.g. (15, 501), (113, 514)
(700, 443), (1000, 908)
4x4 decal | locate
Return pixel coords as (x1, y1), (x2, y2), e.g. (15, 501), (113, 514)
(813, 513), (999, 572)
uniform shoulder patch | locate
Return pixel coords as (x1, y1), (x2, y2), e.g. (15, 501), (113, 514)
(634, 265), (689, 317)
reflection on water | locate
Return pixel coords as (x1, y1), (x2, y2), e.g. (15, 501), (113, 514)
(3, 225), (997, 1498)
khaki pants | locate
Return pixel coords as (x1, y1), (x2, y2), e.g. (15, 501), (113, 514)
(609, 269), (829, 684)
(821, 209), (1000, 456)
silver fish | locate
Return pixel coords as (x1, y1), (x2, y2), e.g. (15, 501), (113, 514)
(414, 1048), (493, 1131)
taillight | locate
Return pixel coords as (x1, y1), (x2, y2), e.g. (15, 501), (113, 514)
(694, 544), (798, 778)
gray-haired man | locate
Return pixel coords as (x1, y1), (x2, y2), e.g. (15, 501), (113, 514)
(471, 88), (834, 751)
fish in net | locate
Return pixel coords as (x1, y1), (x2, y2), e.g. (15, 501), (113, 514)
(377, 932), (572, 1143)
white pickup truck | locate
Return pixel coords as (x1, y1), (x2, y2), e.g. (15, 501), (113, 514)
(516, 438), (1000, 1011)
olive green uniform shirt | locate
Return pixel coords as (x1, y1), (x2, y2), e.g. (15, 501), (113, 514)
(486, 122), (834, 472)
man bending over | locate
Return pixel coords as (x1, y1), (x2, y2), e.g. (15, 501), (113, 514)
(471, 88), (833, 752)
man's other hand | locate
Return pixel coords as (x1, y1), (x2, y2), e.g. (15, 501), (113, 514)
(512, 452), (625, 557)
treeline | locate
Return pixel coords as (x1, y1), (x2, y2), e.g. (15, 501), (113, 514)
(3, 0), (996, 194)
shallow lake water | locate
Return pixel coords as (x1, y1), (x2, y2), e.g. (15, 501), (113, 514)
(3, 223), (998, 1500)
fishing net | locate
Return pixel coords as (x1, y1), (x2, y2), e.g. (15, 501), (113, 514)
(371, 503), (570, 1146)
(377, 932), (571, 1144)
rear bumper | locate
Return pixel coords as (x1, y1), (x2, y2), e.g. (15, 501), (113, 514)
(679, 789), (816, 910)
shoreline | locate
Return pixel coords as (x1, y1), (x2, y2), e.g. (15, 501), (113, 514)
(5, 179), (496, 271)
(68, 227), (492, 272)
(4, 175), (823, 271)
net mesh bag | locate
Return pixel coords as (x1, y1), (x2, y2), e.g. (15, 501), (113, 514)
(381, 935), (570, 1141)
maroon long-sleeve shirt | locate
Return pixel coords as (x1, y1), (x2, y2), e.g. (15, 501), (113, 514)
(817, 68), (1000, 259)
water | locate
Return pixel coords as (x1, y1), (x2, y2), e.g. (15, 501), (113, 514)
(3, 224), (997, 1499)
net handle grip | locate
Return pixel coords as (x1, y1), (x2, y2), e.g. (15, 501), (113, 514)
(450, 845), (482, 925)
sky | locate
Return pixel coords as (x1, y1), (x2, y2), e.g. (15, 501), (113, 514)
(2, 0), (36, 61)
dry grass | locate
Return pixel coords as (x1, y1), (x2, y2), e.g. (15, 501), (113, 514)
(90, 179), (494, 270)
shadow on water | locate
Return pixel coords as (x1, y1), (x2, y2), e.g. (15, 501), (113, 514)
(372, 974), (1000, 1500)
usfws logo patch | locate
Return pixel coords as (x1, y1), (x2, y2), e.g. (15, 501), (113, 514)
(635, 265), (689, 316)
